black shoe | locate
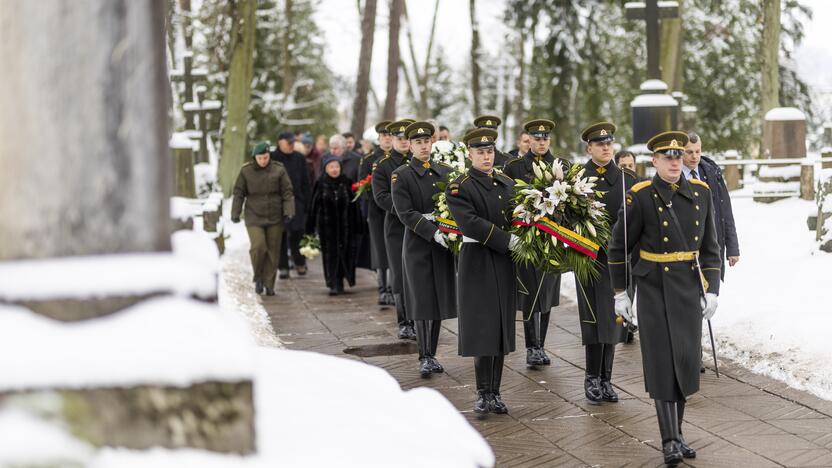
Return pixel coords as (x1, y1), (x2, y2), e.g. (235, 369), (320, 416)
(584, 376), (603, 403)
(329, 288), (338, 296)
(255, 281), (264, 295)
(335, 283), (345, 294)
(626, 330), (635, 343)
(490, 393), (508, 414)
(473, 391), (489, 414)
(404, 324), (417, 341)
(377, 292), (387, 305)
(419, 358), (432, 378)
(296, 265), (307, 276)
(278, 269), (290, 279)
(700, 364), (706, 373)
(538, 347), (551, 365)
(397, 325), (409, 340)
(678, 435), (696, 459)
(600, 380), (619, 402)
(662, 440), (684, 466)
(264, 287), (275, 296)
(526, 348), (541, 367)
(383, 291), (395, 305)
(429, 357), (444, 373)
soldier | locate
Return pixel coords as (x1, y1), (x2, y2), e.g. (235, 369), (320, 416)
(472, 115), (515, 168)
(608, 131), (721, 465)
(392, 122), (457, 377)
(359, 121), (394, 306)
(372, 119), (417, 340)
(231, 142), (295, 296)
(446, 128), (518, 415)
(503, 119), (570, 367)
(576, 122), (639, 404)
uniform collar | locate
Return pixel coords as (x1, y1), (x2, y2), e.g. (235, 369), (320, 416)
(585, 159), (619, 185)
(525, 150), (553, 164)
(390, 149), (410, 162)
(469, 167), (499, 190)
(653, 174), (693, 203)
(409, 156), (435, 176)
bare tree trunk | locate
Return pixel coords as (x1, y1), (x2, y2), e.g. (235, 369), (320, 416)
(281, 0), (294, 99)
(351, 0), (377, 136)
(0, 0), (170, 260)
(383, 0), (404, 120)
(659, 0), (683, 92)
(469, 0), (481, 117)
(760, 0), (781, 156)
(218, 0), (257, 197)
(400, 57), (418, 105)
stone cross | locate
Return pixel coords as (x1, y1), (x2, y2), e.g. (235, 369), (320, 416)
(183, 86), (222, 163)
(625, 1), (680, 80)
(170, 51), (208, 129)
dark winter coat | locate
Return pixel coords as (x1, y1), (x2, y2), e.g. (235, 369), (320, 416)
(305, 173), (365, 289)
(696, 156), (740, 279)
(608, 175), (722, 401)
(231, 160), (295, 227)
(392, 158), (457, 321)
(503, 151), (571, 317)
(494, 149), (516, 169)
(372, 149), (410, 295)
(359, 147), (389, 270)
(271, 148), (310, 232)
(576, 161), (638, 345)
(446, 168), (517, 357)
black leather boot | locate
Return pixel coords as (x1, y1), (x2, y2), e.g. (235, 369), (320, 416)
(677, 401), (696, 458)
(600, 344), (619, 403)
(415, 321), (432, 378)
(255, 280), (264, 295)
(524, 315), (545, 367)
(584, 344), (603, 403)
(264, 287), (276, 296)
(419, 357), (432, 378)
(428, 321), (444, 373)
(473, 357), (492, 414)
(537, 312), (551, 365)
(490, 355), (508, 414)
(376, 269), (387, 305)
(656, 400), (683, 466)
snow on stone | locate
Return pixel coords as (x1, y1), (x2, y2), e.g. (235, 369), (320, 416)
(171, 229), (219, 274)
(0, 298), (255, 391)
(171, 196), (205, 220)
(169, 132), (197, 150)
(681, 105), (698, 113)
(758, 165), (801, 179)
(0, 409), (93, 466)
(0, 253), (216, 301)
(631, 93), (678, 108)
(639, 79), (668, 92)
(764, 107), (806, 121)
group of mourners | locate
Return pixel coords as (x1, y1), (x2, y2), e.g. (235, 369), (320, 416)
(231, 112), (739, 466)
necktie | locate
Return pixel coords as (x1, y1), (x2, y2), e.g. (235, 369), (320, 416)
(691, 170), (699, 180)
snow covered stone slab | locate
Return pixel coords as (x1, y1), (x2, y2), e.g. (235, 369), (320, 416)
(0, 253), (217, 320)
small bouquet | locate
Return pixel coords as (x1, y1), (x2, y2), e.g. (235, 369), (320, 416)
(351, 174), (373, 202)
(429, 140), (470, 255)
(510, 160), (610, 284)
(299, 234), (321, 260)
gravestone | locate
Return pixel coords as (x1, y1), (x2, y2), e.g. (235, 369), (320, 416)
(723, 150), (741, 191)
(763, 107), (806, 159)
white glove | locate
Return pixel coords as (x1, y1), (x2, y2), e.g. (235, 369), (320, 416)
(422, 213), (436, 221)
(614, 291), (634, 324)
(433, 230), (448, 249)
(702, 292), (718, 320)
(508, 234), (521, 251)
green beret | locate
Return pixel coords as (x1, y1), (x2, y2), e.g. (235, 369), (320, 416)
(463, 128), (498, 148)
(647, 131), (688, 156)
(581, 122), (617, 143)
(404, 121), (435, 140)
(524, 119), (556, 137)
(473, 115), (502, 129)
(250, 141), (271, 157)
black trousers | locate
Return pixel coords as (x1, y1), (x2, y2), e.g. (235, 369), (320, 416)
(474, 355), (505, 394)
(278, 229), (306, 270)
(415, 320), (442, 358)
(585, 343), (616, 380)
(523, 311), (550, 348)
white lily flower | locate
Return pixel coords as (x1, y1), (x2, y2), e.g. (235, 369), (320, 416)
(532, 163), (543, 180)
(552, 161), (564, 180)
(586, 221), (597, 237)
(545, 180), (570, 204)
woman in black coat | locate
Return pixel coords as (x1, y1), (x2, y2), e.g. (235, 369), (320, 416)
(306, 157), (365, 295)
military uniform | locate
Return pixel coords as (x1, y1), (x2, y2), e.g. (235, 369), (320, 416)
(231, 142), (296, 295)
(359, 121), (393, 305)
(392, 122), (458, 376)
(575, 122), (639, 404)
(372, 119), (416, 339)
(502, 119), (569, 367)
(608, 131), (721, 464)
(473, 114), (515, 168)
(446, 128), (516, 415)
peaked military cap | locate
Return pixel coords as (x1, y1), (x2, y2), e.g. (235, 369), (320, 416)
(250, 141), (271, 157)
(473, 115), (502, 129)
(387, 119), (416, 137)
(375, 120), (393, 134)
(463, 128), (498, 148)
(647, 131), (688, 157)
(405, 121), (435, 140)
(581, 122), (617, 143)
(524, 119), (556, 137)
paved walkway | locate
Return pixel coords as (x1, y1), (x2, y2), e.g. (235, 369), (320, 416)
(264, 261), (832, 467)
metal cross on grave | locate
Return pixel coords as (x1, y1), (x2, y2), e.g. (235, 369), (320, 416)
(625, 1), (680, 80)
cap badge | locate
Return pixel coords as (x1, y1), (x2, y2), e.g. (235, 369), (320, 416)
(485, 119), (492, 126)
(538, 125), (545, 131)
(671, 139), (677, 146)
(480, 136), (489, 142)
(600, 129), (607, 136)
(417, 128), (425, 134)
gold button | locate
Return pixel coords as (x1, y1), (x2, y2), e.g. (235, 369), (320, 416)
(695, 220), (699, 226)
(493, 182), (497, 186)
(432, 183), (436, 187)
(663, 221), (668, 226)
(663, 237), (669, 242)
(498, 195), (502, 199)
(653, 194), (658, 198)
(691, 266), (695, 270)
(694, 236), (699, 241)
(695, 205), (700, 210)
(664, 266), (670, 272)
(658, 207), (664, 212)
(694, 191), (699, 196)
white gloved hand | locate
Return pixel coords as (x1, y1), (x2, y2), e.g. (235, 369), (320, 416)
(433, 230), (448, 248)
(508, 234), (521, 251)
(614, 291), (634, 324)
(422, 213), (436, 221)
(702, 292), (718, 320)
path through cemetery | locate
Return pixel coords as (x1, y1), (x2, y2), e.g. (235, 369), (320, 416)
(264, 260), (832, 467)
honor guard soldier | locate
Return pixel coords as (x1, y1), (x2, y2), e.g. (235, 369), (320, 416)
(391, 122), (458, 377)
(503, 119), (570, 367)
(576, 122), (639, 404)
(608, 131), (721, 466)
(446, 128), (519, 415)
(472, 115), (515, 168)
(359, 121), (394, 306)
(372, 119), (417, 340)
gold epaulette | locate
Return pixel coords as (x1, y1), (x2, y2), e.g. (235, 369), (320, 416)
(689, 178), (710, 189)
(631, 180), (652, 192)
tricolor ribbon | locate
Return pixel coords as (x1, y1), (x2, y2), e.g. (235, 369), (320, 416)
(436, 217), (462, 235)
(512, 216), (600, 259)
